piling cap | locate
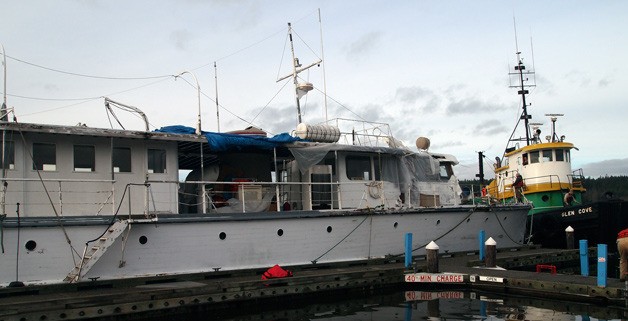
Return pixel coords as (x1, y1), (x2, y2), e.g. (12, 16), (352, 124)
(485, 237), (496, 246)
(426, 241), (439, 250)
(565, 226), (574, 232)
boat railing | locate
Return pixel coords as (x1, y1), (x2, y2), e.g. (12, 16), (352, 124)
(148, 179), (454, 214)
(323, 118), (395, 147)
(569, 168), (585, 189)
(0, 178), (116, 217)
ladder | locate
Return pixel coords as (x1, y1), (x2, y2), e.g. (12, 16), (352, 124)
(64, 219), (130, 283)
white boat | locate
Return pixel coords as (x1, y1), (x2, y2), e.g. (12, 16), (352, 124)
(0, 25), (530, 287)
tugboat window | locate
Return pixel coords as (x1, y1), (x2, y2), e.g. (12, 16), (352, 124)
(1, 141), (14, 170)
(555, 149), (564, 162)
(74, 145), (95, 172)
(113, 147), (132, 173)
(33, 143), (56, 171)
(346, 156), (371, 180)
(147, 149), (166, 173)
(565, 150), (571, 163)
(542, 150), (553, 162)
(529, 151), (540, 164)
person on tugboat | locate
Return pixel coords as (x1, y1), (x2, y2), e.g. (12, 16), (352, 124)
(563, 189), (578, 206)
(512, 173), (525, 203)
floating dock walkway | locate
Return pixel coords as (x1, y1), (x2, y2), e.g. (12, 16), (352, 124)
(1, 247), (626, 321)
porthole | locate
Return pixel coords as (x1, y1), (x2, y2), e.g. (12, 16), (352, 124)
(25, 240), (37, 251)
(436, 220), (440, 225)
(219, 232), (227, 240)
(393, 222), (398, 228)
(326, 226), (332, 233)
(542, 195), (549, 202)
(139, 236), (148, 244)
(277, 229), (284, 236)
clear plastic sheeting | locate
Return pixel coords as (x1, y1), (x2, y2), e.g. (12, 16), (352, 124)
(288, 143), (461, 208)
(288, 144), (335, 174)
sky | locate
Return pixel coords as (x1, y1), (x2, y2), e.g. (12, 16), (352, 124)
(1, 0), (627, 180)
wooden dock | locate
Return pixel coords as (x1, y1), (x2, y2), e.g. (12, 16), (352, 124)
(1, 247), (626, 320)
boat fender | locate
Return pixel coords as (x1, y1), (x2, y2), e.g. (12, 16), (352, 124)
(261, 264), (293, 281)
(368, 181), (383, 199)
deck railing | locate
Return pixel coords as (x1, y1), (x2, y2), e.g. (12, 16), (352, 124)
(0, 176), (461, 218)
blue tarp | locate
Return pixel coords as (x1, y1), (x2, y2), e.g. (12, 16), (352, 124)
(155, 125), (301, 152)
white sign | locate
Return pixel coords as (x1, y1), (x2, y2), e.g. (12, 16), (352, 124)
(404, 273), (466, 283)
(479, 275), (504, 283)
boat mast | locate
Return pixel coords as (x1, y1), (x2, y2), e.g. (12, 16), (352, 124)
(277, 23), (321, 125)
(214, 61), (220, 132)
(288, 23), (304, 124)
(515, 52), (531, 146)
(506, 50), (535, 151)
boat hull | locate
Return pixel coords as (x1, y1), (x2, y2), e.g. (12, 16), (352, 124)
(528, 200), (628, 249)
(0, 206), (529, 286)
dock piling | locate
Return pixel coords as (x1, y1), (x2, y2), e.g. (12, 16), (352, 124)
(598, 244), (607, 288)
(479, 230), (485, 261)
(580, 239), (589, 276)
(485, 237), (496, 268)
(405, 233), (413, 269)
(565, 226), (574, 249)
(426, 241), (439, 273)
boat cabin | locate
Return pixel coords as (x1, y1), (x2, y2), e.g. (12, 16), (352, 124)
(0, 121), (463, 218)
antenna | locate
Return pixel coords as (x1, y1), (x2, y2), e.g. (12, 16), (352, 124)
(513, 15), (520, 54)
(214, 61), (220, 132)
(318, 9), (329, 122)
(545, 113), (564, 142)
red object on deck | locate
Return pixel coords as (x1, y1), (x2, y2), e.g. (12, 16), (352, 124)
(536, 264), (557, 274)
(261, 264), (293, 280)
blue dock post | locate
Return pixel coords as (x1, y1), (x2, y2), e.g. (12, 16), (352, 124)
(597, 244), (608, 288)
(405, 233), (413, 269)
(479, 230), (485, 261)
(580, 239), (589, 276)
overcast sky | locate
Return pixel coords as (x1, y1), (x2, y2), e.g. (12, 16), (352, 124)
(1, 1), (626, 179)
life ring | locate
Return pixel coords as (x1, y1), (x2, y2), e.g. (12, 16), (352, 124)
(368, 181), (383, 199)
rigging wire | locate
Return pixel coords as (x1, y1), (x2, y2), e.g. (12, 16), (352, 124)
(251, 79), (291, 124)
(6, 55), (172, 80)
(6, 11), (331, 131)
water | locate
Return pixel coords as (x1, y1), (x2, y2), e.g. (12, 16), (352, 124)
(127, 288), (626, 321)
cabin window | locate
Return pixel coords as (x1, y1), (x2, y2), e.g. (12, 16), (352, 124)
(74, 145), (95, 172)
(565, 150), (571, 163)
(542, 150), (553, 162)
(346, 156), (371, 180)
(555, 149), (565, 162)
(147, 148), (166, 173)
(522, 154), (528, 165)
(33, 143), (56, 171)
(529, 151), (540, 164)
(439, 163), (453, 179)
(1, 141), (14, 170)
(113, 147), (132, 173)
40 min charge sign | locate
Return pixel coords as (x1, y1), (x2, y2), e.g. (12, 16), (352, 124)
(404, 273), (466, 283)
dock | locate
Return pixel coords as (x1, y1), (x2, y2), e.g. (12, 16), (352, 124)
(1, 246), (627, 320)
